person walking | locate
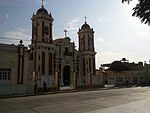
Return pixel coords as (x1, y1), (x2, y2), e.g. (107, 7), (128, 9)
(43, 81), (47, 93)
(34, 81), (38, 94)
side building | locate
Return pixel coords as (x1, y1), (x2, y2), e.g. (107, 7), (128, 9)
(0, 41), (31, 96)
(100, 58), (150, 86)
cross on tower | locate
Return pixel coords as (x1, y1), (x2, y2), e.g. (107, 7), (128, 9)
(41, 0), (45, 8)
(64, 29), (67, 38)
(84, 16), (87, 24)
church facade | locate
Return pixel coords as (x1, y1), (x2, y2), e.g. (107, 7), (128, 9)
(0, 5), (102, 96)
(29, 5), (97, 90)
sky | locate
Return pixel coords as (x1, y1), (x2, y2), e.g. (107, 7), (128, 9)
(0, 0), (150, 69)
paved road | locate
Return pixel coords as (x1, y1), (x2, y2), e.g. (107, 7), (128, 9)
(1, 87), (150, 113)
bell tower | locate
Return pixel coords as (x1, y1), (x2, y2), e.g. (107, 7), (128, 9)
(78, 17), (95, 52)
(31, 3), (54, 44)
(29, 1), (55, 89)
(78, 18), (96, 79)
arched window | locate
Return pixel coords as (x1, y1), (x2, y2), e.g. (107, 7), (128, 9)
(45, 26), (48, 35)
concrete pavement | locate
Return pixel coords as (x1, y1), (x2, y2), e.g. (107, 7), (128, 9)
(88, 98), (150, 113)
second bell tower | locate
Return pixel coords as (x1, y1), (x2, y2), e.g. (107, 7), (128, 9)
(78, 19), (96, 79)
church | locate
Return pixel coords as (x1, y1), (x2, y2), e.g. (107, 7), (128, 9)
(0, 4), (102, 96)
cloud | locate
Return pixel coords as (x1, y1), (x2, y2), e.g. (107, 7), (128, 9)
(96, 51), (147, 68)
(0, 0), (19, 5)
(102, 52), (129, 58)
(96, 51), (131, 66)
(98, 17), (103, 22)
(2, 28), (31, 45)
(66, 18), (80, 33)
(135, 31), (150, 40)
(0, 0), (5, 5)
(5, 13), (9, 19)
(96, 38), (104, 42)
(136, 31), (150, 36)
(106, 42), (113, 46)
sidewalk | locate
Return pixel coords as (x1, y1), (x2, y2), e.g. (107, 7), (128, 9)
(0, 86), (146, 99)
(0, 86), (109, 99)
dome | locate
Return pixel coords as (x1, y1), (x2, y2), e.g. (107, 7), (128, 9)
(36, 7), (48, 15)
(81, 22), (91, 29)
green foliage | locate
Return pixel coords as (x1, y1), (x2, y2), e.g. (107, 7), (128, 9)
(122, 0), (150, 25)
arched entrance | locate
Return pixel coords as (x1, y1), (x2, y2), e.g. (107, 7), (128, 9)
(63, 65), (70, 86)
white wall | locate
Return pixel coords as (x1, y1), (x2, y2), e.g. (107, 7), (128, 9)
(0, 84), (27, 96)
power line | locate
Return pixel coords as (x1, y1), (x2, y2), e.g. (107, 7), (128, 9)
(0, 37), (31, 41)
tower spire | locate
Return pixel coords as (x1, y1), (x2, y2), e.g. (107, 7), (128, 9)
(84, 16), (87, 24)
(64, 29), (67, 38)
(41, 0), (45, 8)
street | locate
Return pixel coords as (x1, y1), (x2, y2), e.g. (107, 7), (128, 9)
(1, 87), (150, 113)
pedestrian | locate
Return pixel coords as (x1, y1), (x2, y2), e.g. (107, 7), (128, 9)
(34, 81), (37, 94)
(105, 80), (108, 88)
(43, 81), (47, 93)
(126, 80), (129, 87)
(105, 80), (108, 84)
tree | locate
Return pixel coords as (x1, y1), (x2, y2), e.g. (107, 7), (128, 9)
(122, 0), (150, 25)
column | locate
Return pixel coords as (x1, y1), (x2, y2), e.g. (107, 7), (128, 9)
(73, 72), (77, 90)
(55, 72), (59, 91)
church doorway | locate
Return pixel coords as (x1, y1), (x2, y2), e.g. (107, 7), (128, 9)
(63, 65), (70, 86)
